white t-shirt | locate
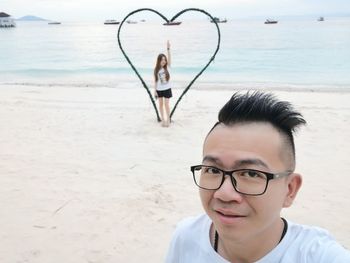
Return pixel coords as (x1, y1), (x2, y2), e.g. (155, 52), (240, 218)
(156, 68), (171, 91)
(165, 214), (350, 263)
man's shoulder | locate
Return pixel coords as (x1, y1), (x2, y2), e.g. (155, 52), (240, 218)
(173, 214), (211, 237)
(288, 220), (331, 235)
(165, 214), (224, 263)
(287, 220), (340, 243)
(169, 213), (213, 251)
(281, 220), (350, 262)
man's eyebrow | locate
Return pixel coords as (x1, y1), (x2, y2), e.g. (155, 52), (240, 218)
(234, 159), (269, 169)
(202, 156), (269, 169)
(202, 156), (222, 165)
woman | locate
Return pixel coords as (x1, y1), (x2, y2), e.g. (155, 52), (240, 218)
(154, 40), (172, 127)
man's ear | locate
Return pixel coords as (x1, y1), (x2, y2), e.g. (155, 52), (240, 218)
(283, 173), (302, 208)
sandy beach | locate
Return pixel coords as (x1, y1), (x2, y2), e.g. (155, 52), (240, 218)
(0, 84), (349, 262)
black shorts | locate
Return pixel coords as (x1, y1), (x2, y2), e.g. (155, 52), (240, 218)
(156, 88), (172, 98)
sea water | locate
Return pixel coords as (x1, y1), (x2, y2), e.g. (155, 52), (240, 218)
(0, 16), (349, 90)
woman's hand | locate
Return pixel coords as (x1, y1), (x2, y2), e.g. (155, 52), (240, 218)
(167, 40), (170, 50)
(167, 40), (171, 67)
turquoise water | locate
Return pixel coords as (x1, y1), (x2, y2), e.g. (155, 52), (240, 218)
(0, 16), (349, 90)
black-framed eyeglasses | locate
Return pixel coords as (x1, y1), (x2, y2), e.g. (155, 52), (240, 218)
(190, 165), (292, 196)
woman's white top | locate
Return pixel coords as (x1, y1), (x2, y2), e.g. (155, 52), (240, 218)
(156, 68), (171, 91)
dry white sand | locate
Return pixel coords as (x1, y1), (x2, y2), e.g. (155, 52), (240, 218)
(0, 84), (349, 262)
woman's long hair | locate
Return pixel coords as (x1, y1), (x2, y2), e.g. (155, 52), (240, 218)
(154, 54), (170, 82)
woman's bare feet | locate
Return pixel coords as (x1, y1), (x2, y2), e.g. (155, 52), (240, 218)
(161, 119), (170, 127)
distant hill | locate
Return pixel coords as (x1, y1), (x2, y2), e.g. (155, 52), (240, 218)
(16, 15), (47, 21)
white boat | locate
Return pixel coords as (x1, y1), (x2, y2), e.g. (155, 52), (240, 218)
(264, 19), (278, 24)
(163, 21), (182, 26)
(210, 17), (227, 23)
(104, 19), (120, 25)
(0, 12), (16, 27)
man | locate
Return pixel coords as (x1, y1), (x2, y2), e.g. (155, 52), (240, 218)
(165, 91), (350, 262)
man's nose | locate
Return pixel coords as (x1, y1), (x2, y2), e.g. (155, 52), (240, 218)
(213, 175), (243, 203)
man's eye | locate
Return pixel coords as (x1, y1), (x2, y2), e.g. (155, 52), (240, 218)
(204, 167), (221, 174)
(240, 170), (265, 179)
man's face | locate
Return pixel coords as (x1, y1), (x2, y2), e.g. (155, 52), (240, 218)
(200, 122), (296, 242)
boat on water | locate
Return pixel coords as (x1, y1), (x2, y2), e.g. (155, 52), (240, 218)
(48, 21), (61, 25)
(318, 16), (324, 21)
(0, 12), (16, 27)
(163, 21), (182, 26)
(126, 20), (137, 24)
(264, 19), (278, 24)
(104, 20), (120, 25)
(210, 17), (227, 23)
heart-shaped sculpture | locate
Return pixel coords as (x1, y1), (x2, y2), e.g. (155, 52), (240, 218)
(117, 8), (221, 121)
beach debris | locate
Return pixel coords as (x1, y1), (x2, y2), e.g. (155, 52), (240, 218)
(52, 198), (78, 216)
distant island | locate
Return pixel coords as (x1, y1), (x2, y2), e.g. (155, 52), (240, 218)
(16, 15), (47, 21)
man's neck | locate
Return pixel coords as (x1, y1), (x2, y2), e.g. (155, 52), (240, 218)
(211, 218), (286, 263)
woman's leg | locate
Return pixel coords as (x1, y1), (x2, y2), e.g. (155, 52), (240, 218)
(158, 97), (165, 123)
(164, 98), (171, 126)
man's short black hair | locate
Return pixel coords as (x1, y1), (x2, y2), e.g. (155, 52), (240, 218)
(208, 91), (306, 169)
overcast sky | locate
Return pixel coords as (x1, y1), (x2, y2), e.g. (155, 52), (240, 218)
(2, 0), (350, 21)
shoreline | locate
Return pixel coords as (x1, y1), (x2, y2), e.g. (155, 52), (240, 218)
(1, 81), (350, 93)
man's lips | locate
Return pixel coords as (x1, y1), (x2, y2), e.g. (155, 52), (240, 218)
(215, 208), (246, 217)
(214, 209), (247, 224)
